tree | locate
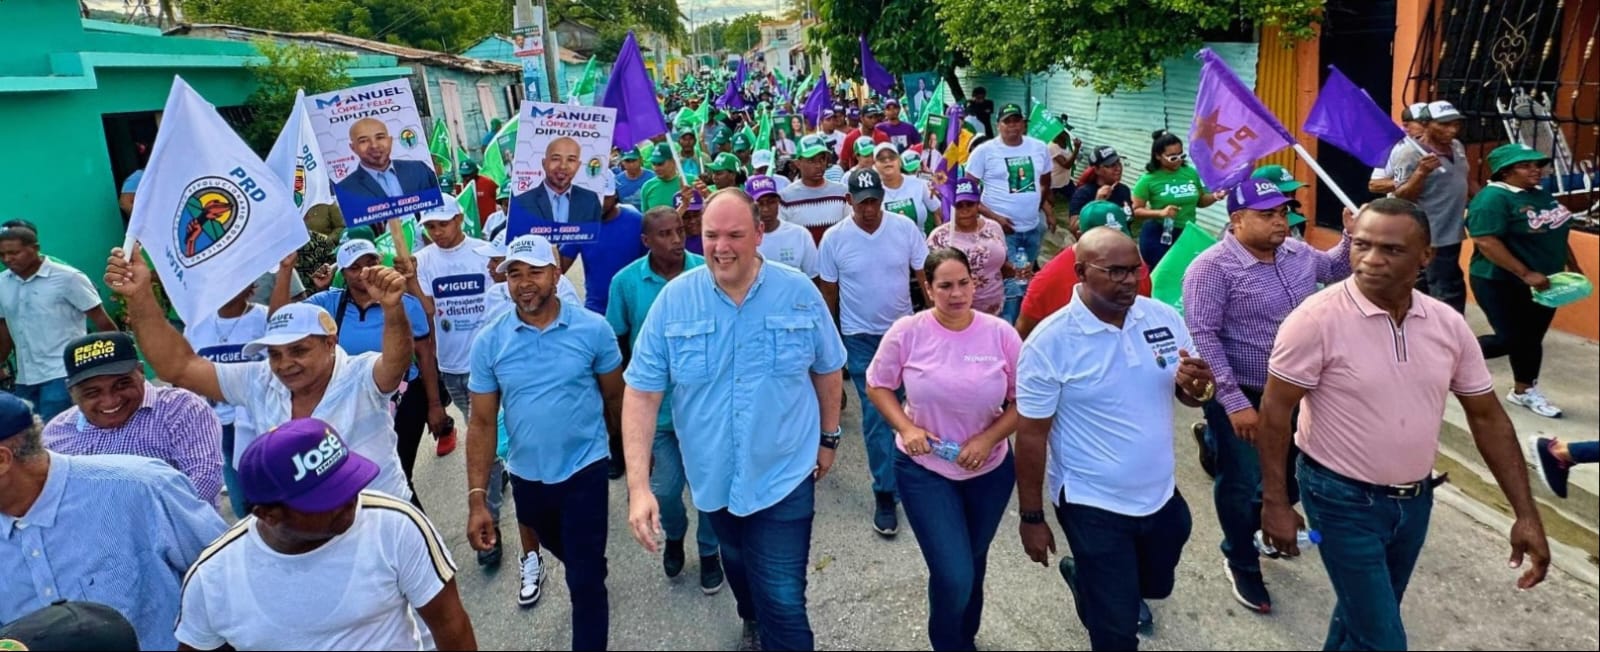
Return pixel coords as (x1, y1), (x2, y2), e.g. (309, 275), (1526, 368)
(937, 0), (1323, 94)
(808, 0), (971, 100)
(724, 13), (764, 54)
(238, 40), (353, 155)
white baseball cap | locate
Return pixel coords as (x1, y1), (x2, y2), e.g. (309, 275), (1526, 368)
(1424, 100), (1463, 122)
(497, 234), (559, 273)
(751, 149), (774, 170)
(335, 239), (380, 269)
(243, 303), (338, 356)
(418, 195), (462, 224)
(474, 229), (508, 258)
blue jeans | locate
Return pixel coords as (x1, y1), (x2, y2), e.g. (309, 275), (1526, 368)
(1571, 441), (1599, 465)
(651, 429), (720, 557)
(1056, 491), (1192, 651)
(511, 460), (610, 651)
(896, 450), (1016, 651)
(219, 424), (247, 518)
(11, 378), (69, 423)
(1137, 220), (1182, 270)
(844, 333), (897, 497)
(1298, 455), (1433, 651)
(1002, 227), (1043, 323)
(1202, 386), (1299, 573)
(708, 478), (815, 652)
(1422, 242), (1466, 314)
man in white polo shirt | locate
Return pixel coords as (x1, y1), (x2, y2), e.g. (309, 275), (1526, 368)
(0, 226), (118, 421)
(104, 243), (419, 505)
(1013, 228), (1215, 651)
(819, 168), (929, 537)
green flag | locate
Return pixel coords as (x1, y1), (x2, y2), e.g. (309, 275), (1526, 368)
(456, 188), (481, 238)
(570, 56), (600, 99)
(1027, 100), (1066, 143)
(372, 222), (421, 267)
(481, 114), (517, 188)
(429, 117), (453, 179)
(916, 79), (947, 130)
(756, 109), (774, 148)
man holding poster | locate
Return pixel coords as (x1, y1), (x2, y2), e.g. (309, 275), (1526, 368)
(306, 80), (445, 227)
(508, 102), (617, 244)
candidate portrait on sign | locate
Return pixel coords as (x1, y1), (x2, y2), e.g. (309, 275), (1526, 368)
(511, 136), (602, 225)
(333, 117), (441, 201)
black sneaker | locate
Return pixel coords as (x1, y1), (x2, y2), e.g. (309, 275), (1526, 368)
(476, 527), (503, 567)
(738, 619), (762, 652)
(1138, 600), (1154, 637)
(872, 492), (898, 537)
(1192, 421), (1216, 479)
(1224, 559), (1272, 614)
(700, 554), (726, 595)
(1529, 436), (1571, 498)
(663, 539), (686, 578)
(1057, 556), (1079, 602)
(607, 457), (625, 480)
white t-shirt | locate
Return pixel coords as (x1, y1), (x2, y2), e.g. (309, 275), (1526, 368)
(1047, 142), (1075, 189)
(881, 176), (942, 232)
(818, 215), (929, 336)
(184, 305), (269, 431)
(965, 136), (1050, 232)
(758, 220), (820, 277)
(176, 492), (456, 651)
(215, 350), (411, 501)
(1015, 291), (1192, 517)
(415, 238), (491, 374)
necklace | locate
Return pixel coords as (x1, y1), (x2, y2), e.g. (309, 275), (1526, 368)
(212, 306), (251, 344)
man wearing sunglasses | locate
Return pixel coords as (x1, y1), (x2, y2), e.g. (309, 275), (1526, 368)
(1180, 180), (1355, 616)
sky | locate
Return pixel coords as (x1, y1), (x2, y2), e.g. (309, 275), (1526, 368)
(682, 0), (789, 26)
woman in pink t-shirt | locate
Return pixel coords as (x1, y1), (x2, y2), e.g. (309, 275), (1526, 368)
(865, 247), (1021, 651)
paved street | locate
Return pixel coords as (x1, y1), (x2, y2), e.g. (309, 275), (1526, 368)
(411, 392), (1600, 650)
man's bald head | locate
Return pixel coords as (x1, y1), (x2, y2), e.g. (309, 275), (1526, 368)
(547, 137), (581, 158)
(1074, 227), (1143, 312)
(542, 137), (583, 192)
(1075, 227), (1140, 266)
(348, 118), (394, 169)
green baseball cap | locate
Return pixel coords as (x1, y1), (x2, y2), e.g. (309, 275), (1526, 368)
(732, 132), (753, 151)
(900, 150), (922, 173)
(496, 185), (510, 200)
(1078, 200), (1131, 235)
(797, 134), (829, 159)
(708, 152), (742, 173)
(1251, 164), (1303, 192)
(854, 138), (876, 157)
(620, 147), (642, 162)
(1486, 143), (1551, 176)
(649, 142), (676, 165)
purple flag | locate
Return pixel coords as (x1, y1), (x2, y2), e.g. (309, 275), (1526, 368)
(937, 104), (965, 224)
(601, 32), (667, 149)
(802, 72), (831, 128)
(1188, 48), (1296, 190)
(860, 36), (896, 97)
(1303, 66), (1406, 168)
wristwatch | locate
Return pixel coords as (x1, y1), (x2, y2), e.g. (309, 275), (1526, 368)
(1020, 510), (1046, 525)
(820, 426), (842, 450)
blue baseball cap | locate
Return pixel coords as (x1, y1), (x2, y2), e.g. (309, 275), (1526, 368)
(238, 418), (378, 512)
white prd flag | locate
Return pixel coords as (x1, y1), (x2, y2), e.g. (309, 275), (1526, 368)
(266, 89), (334, 217)
(125, 76), (309, 325)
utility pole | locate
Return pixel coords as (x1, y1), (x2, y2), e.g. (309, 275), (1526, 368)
(514, 0), (562, 102)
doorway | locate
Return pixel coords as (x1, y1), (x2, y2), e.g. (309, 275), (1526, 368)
(1314, 0), (1398, 229)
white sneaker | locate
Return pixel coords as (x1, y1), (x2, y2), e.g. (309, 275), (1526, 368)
(518, 552), (544, 608)
(1508, 385), (1563, 418)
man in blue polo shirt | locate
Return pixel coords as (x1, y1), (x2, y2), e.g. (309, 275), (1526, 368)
(621, 189), (846, 652)
(605, 206), (723, 595)
(464, 234), (624, 652)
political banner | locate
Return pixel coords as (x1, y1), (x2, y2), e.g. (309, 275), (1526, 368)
(903, 72), (939, 123)
(125, 76), (309, 326)
(507, 101), (618, 244)
(304, 79), (444, 227)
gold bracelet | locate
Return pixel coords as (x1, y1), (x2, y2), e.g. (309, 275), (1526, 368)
(467, 488), (488, 499)
(1193, 382), (1216, 403)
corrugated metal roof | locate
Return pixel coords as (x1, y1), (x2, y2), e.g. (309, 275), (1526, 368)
(956, 42), (1262, 236)
(166, 23), (524, 74)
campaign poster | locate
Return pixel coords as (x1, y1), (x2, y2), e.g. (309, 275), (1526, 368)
(305, 79), (443, 227)
(507, 102), (618, 244)
(904, 71), (939, 121)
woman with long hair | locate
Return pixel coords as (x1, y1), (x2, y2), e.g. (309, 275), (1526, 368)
(1130, 130), (1225, 267)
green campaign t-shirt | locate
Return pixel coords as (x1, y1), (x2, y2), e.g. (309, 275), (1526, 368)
(1466, 183), (1574, 281)
(1132, 166), (1208, 229)
(640, 175), (685, 213)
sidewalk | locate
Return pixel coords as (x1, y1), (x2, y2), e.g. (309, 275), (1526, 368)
(1439, 308), (1599, 568)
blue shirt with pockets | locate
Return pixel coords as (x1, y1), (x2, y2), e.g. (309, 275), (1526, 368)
(623, 261), (847, 516)
(305, 290), (431, 380)
(469, 299), (623, 483)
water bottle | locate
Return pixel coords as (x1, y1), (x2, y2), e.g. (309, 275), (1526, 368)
(931, 439), (962, 462)
(1254, 528), (1321, 557)
(1160, 217), (1175, 246)
(1010, 251), (1032, 291)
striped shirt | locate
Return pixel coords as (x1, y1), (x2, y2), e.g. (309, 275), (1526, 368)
(1182, 229), (1352, 414)
(779, 179), (851, 230)
(0, 453), (226, 650)
(42, 383), (224, 504)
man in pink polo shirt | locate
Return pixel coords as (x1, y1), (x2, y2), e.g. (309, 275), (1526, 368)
(1255, 198), (1550, 651)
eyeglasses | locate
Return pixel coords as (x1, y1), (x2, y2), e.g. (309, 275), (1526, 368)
(1163, 153), (1187, 164)
(1085, 262), (1140, 282)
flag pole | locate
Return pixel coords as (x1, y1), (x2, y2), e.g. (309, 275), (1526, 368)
(1291, 143), (1359, 213)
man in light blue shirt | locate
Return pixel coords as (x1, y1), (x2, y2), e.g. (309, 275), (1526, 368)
(605, 207), (722, 593)
(622, 189), (845, 652)
(0, 393), (226, 650)
(464, 234), (623, 651)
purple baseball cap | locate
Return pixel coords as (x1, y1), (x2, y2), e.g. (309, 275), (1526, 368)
(745, 175), (779, 200)
(954, 177), (983, 204)
(673, 189), (705, 211)
(1227, 178), (1292, 213)
(238, 418), (378, 512)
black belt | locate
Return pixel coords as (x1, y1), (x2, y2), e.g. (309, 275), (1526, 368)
(1301, 454), (1433, 500)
